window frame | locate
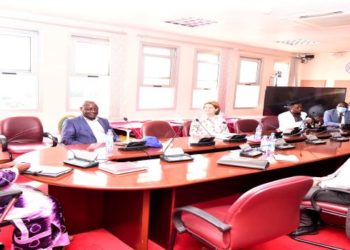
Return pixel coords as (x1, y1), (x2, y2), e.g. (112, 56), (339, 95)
(137, 43), (178, 110)
(0, 28), (39, 110)
(191, 50), (221, 109)
(68, 35), (111, 113)
(234, 57), (262, 109)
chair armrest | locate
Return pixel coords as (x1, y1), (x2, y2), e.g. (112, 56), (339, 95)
(0, 134), (8, 151)
(43, 132), (58, 147)
(310, 187), (350, 212)
(173, 205), (231, 233)
(0, 189), (22, 199)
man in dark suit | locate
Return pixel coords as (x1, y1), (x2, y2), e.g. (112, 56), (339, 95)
(323, 101), (350, 127)
(61, 101), (118, 145)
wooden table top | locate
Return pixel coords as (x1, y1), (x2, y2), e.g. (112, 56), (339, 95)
(15, 137), (350, 191)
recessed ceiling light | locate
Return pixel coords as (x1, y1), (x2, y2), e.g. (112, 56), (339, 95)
(275, 39), (319, 46)
(165, 17), (217, 28)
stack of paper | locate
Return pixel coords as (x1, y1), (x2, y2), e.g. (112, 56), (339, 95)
(99, 161), (147, 175)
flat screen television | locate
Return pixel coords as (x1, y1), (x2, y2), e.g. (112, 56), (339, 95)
(263, 87), (347, 116)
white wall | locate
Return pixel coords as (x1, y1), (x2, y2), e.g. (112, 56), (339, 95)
(0, 16), (293, 135)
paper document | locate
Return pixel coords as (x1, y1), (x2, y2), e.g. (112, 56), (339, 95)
(274, 154), (299, 162)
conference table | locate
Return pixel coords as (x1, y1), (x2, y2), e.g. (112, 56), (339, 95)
(16, 137), (350, 250)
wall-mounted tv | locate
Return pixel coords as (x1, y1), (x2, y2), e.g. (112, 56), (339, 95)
(263, 87), (347, 116)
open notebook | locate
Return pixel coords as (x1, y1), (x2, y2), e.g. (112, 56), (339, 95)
(24, 165), (73, 177)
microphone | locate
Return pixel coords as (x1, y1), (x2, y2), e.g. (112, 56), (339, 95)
(123, 116), (142, 139)
(190, 119), (215, 146)
(160, 125), (193, 162)
(195, 118), (214, 137)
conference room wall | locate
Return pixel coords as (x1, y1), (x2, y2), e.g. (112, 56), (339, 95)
(0, 16), (293, 135)
(298, 52), (350, 91)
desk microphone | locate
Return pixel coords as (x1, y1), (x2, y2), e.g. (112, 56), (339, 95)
(160, 124), (193, 162)
(195, 118), (214, 137)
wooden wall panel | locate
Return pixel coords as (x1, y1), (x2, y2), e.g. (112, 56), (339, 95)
(300, 80), (326, 87)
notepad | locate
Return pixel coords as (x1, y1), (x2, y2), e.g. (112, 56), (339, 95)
(98, 161), (147, 175)
(217, 154), (269, 170)
(24, 165), (73, 177)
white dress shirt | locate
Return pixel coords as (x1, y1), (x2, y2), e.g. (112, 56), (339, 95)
(319, 158), (350, 189)
(84, 117), (107, 143)
(278, 111), (307, 132)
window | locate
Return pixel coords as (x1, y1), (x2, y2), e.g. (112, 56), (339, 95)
(192, 51), (220, 109)
(273, 62), (290, 86)
(234, 57), (262, 108)
(69, 36), (110, 115)
(0, 29), (38, 110)
(138, 45), (177, 109)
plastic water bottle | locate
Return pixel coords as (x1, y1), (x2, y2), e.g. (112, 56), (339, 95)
(268, 133), (276, 156)
(260, 135), (269, 154)
(255, 124), (262, 140)
(106, 129), (114, 154)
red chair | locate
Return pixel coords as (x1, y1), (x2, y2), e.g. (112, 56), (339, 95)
(182, 120), (192, 137)
(261, 116), (279, 132)
(234, 119), (260, 133)
(0, 116), (57, 159)
(141, 120), (176, 139)
(170, 176), (313, 250)
(291, 187), (350, 249)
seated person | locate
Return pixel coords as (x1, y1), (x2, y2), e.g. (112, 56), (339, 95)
(306, 115), (324, 129)
(278, 101), (312, 133)
(0, 162), (70, 249)
(189, 101), (229, 137)
(61, 100), (118, 145)
(323, 101), (350, 128)
(291, 158), (350, 236)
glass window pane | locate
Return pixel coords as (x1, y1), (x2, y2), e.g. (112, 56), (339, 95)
(0, 34), (31, 72)
(0, 74), (38, 109)
(192, 89), (218, 109)
(143, 47), (171, 56)
(144, 56), (171, 79)
(197, 62), (219, 83)
(239, 60), (259, 84)
(139, 86), (174, 109)
(74, 40), (110, 75)
(197, 53), (219, 63)
(235, 85), (260, 108)
(143, 78), (170, 86)
(69, 76), (110, 116)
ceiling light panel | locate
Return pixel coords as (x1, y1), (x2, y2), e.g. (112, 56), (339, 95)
(165, 17), (217, 28)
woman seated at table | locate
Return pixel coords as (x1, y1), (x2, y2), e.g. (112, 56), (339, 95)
(0, 162), (70, 249)
(189, 101), (229, 137)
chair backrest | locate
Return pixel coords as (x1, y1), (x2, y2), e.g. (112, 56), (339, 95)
(261, 116), (279, 132)
(58, 115), (75, 134)
(182, 120), (192, 137)
(225, 176), (312, 249)
(0, 116), (44, 143)
(234, 119), (260, 133)
(141, 120), (176, 139)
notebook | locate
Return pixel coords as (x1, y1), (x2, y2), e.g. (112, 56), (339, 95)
(24, 165), (73, 177)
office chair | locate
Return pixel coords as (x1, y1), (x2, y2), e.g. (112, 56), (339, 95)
(261, 116), (279, 132)
(290, 187), (350, 250)
(234, 119), (260, 133)
(0, 116), (58, 159)
(141, 120), (176, 139)
(170, 176), (313, 250)
(182, 120), (192, 137)
(0, 189), (22, 250)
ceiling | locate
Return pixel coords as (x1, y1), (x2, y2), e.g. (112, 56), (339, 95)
(0, 0), (350, 54)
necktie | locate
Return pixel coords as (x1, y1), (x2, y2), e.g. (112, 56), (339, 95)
(338, 113), (344, 123)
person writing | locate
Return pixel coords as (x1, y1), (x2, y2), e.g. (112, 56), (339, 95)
(323, 101), (350, 128)
(291, 158), (350, 236)
(189, 101), (229, 137)
(61, 100), (118, 145)
(278, 101), (312, 133)
(0, 161), (70, 249)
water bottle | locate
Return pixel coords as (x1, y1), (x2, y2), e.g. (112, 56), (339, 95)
(268, 133), (276, 156)
(260, 135), (268, 154)
(254, 124), (262, 140)
(106, 129), (114, 154)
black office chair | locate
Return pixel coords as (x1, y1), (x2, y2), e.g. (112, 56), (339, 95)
(0, 189), (23, 250)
